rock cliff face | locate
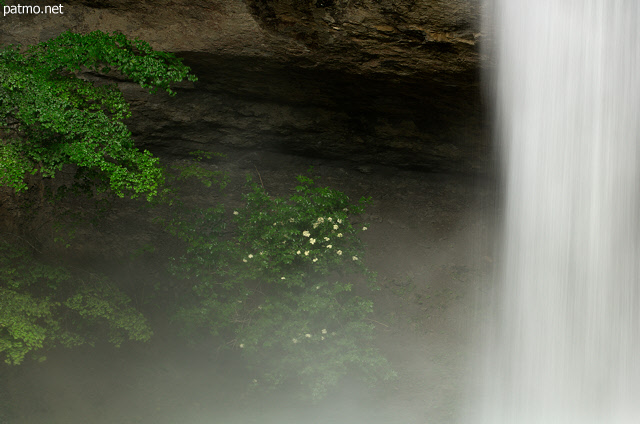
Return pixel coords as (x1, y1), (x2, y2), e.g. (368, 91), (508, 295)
(0, 0), (489, 173)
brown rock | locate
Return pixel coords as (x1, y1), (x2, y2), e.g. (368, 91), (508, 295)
(0, 0), (491, 174)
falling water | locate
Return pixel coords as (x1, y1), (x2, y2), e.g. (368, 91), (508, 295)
(471, 1), (640, 423)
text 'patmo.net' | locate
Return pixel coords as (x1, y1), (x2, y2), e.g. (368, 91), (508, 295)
(4, 4), (64, 16)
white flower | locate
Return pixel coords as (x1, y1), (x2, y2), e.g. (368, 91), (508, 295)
(324, 237), (330, 241)
(343, 208), (348, 212)
(317, 217), (325, 223)
(303, 231), (311, 237)
(260, 251), (264, 255)
(292, 338), (298, 344)
(252, 379), (258, 383)
(337, 233), (343, 237)
(297, 250), (301, 255)
(281, 276), (286, 280)
(333, 224), (338, 230)
(337, 219), (343, 224)
(239, 343), (244, 348)
(326, 245), (332, 249)
(310, 238), (316, 244)
(321, 336), (325, 341)
(242, 259), (248, 263)
(248, 254), (253, 259)
(305, 333), (311, 338)
(313, 223), (319, 229)
(273, 222), (277, 226)
(337, 250), (342, 255)
(289, 218), (295, 222)
(352, 256), (358, 261)
(316, 285), (320, 290)
(304, 251), (310, 256)
(362, 226), (367, 231)
(313, 258), (318, 262)
(233, 211), (239, 215)
(322, 329), (327, 334)
(327, 217), (333, 222)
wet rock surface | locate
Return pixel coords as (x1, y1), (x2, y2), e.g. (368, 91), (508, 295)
(1, 0), (490, 173)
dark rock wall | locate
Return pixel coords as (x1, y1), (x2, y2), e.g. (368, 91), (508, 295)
(0, 0), (490, 173)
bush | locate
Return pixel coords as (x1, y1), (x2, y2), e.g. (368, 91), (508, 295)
(0, 239), (152, 365)
(166, 174), (395, 400)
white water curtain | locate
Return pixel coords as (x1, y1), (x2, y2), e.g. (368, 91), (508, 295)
(469, 1), (640, 422)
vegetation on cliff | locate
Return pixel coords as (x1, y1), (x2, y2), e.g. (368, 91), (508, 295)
(0, 32), (393, 401)
(164, 172), (395, 399)
(0, 30), (192, 367)
(0, 30), (196, 200)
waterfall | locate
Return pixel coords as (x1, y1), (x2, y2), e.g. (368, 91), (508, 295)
(471, 1), (640, 422)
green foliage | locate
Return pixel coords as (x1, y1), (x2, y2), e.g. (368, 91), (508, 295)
(166, 174), (395, 400)
(169, 151), (229, 188)
(0, 30), (197, 200)
(0, 240), (152, 365)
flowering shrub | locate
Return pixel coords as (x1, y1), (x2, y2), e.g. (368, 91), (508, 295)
(166, 174), (395, 400)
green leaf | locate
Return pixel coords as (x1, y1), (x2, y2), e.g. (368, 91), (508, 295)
(0, 30), (197, 200)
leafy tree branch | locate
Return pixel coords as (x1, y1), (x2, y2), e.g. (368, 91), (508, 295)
(0, 31), (197, 200)
(0, 239), (152, 365)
